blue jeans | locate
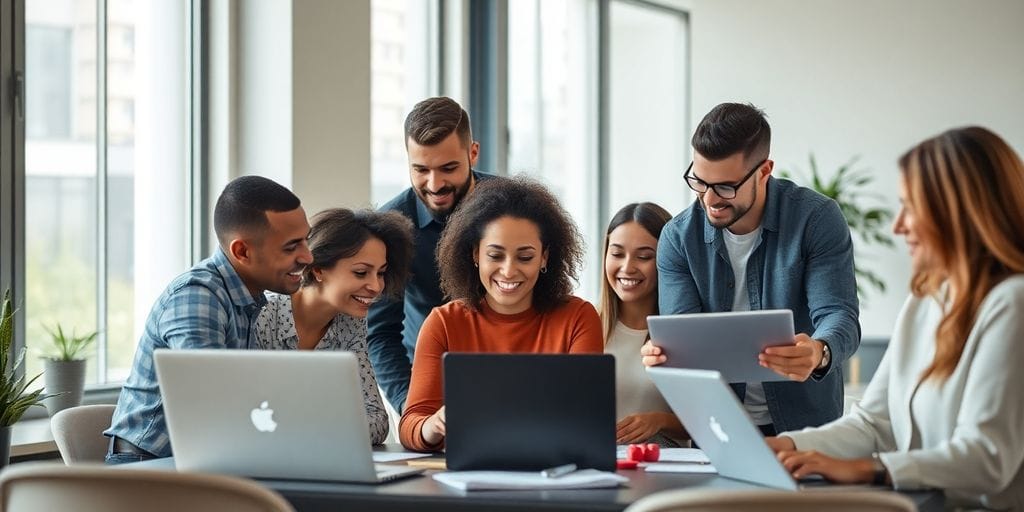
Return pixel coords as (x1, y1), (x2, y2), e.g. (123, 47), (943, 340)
(105, 451), (159, 465)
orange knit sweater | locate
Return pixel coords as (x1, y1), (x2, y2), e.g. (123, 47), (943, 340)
(399, 296), (603, 451)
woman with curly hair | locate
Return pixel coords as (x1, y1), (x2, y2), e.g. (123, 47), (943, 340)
(399, 176), (603, 451)
(255, 208), (414, 445)
(767, 127), (1024, 508)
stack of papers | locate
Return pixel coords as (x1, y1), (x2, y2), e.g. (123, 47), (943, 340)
(643, 463), (717, 474)
(614, 446), (711, 464)
(433, 469), (628, 491)
(614, 446), (717, 474)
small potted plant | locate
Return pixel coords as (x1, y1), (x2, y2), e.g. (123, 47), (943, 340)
(41, 324), (97, 416)
(1, 289), (51, 467)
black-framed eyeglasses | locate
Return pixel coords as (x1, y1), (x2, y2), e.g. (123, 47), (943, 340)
(684, 159), (766, 199)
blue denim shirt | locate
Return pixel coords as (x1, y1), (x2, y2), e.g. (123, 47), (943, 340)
(105, 248), (266, 457)
(366, 171), (498, 413)
(657, 177), (861, 432)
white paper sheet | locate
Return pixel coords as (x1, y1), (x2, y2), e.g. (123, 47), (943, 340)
(372, 451), (434, 463)
(432, 469), (628, 491)
(643, 463), (718, 474)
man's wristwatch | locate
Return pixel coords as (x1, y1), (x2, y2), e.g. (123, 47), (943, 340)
(816, 341), (831, 370)
(870, 452), (890, 486)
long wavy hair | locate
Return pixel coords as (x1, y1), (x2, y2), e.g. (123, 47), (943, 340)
(436, 175), (585, 312)
(899, 126), (1024, 381)
(598, 202), (672, 340)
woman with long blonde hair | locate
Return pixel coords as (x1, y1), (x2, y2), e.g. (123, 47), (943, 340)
(599, 202), (686, 445)
(767, 127), (1024, 509)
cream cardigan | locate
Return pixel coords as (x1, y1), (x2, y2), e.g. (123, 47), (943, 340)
(782, 275), (1024, 510)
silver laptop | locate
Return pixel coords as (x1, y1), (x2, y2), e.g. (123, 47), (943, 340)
(154, 349), (423, 483)
(647, 310), (794, 382)
(646, 367), (798, 490)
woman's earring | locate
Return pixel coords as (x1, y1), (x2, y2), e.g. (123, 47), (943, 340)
(473, 261), (479, 267)
(540, 266), (547, 274)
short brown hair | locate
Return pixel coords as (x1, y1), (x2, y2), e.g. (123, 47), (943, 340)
(301, 208), (414, 301)
(436, 176), (584, 312)
(404, 96), (473, 148)
(692, 102), (771, 164)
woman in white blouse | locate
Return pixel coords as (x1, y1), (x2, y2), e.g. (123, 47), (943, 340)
(767, 126), (1024, 509)
(599, 202), (686, 446)
(255, 208), (413, 445)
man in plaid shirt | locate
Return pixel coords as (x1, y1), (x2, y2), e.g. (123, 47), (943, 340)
(104, 176), (313, 463)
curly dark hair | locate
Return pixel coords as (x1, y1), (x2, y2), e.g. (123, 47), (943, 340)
(301, 208), (414, 301)
(436, 175), (585, 312)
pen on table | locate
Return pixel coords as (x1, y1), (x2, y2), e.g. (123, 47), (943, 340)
(540, 463), (577, 478)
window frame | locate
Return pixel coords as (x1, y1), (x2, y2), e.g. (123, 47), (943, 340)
(2, 0), (208, 416)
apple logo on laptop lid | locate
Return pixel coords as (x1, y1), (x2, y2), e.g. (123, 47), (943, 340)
(251, 401), (278, 432)
(709, 416), (730, 443)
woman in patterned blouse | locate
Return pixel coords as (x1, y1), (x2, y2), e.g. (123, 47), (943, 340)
(255, 208), (413, 444)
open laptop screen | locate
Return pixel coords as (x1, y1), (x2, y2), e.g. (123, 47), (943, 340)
(443, 353), (616, 472)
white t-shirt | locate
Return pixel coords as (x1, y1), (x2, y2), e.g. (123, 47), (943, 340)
(605, 321), (673, 420)
(722, 227), (772, 426)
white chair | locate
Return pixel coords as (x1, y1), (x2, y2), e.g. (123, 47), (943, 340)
(624, 488), (917, 512)
(0, 462), (295, 512)
(50, 404), (116, 464)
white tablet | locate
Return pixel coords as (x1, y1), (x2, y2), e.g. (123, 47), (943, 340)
(646, 309), (794, 382)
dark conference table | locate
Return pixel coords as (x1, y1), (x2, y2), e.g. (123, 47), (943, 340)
(129, 446), (945, 512)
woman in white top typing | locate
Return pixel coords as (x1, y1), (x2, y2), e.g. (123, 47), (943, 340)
(255, 208), (413, 445)
(600, 202), (686, 446)
(766, 126), (1024, 509)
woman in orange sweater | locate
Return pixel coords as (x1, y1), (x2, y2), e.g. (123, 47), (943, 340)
(399, 176), (604, 451)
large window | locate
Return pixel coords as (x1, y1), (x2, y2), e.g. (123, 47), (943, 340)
(507, 0), (689, 301)
(25, 0), (193, 387)
(608, 0), (690, 215)
(507, 0), (601, 299)
(370, 0), (438, 206)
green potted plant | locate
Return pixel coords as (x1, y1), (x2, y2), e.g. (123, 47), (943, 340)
(780, 154), (896, 300)
(1, 289), (51, 467)
(41, 324), (97, 416)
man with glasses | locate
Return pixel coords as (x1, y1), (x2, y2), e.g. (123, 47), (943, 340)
(642, 103), (860, 435)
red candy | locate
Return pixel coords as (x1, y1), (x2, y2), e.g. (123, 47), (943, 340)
(625, 443), (660, 463)
(616, 459), (639, 470)
(643, 443), (660, 462)
(626, 444), (646, 462)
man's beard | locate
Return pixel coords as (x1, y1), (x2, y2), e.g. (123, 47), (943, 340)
(421, 175), (472, 218)
(704, 185), (756, 230)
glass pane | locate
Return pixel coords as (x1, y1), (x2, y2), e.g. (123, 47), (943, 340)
(25, 0), (190, 387)
(608, 1), (690, 215)
(105, 0), (190, 384)
(508, 0), (600, 300)
(25, 0), (99, 386)
(371, 0), (437, 206)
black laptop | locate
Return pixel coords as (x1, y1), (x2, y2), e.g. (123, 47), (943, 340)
(443, 353), (616, 472)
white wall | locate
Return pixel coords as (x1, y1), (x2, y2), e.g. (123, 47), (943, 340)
(212, 0), (372, 225)
(663, 0), (1024, 337)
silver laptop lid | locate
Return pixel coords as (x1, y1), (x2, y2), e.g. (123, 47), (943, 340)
(646, 367), (797, 490)
(155, 349), (381, 482)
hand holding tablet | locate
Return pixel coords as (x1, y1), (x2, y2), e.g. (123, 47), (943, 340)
(645, 310), (796, 382)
